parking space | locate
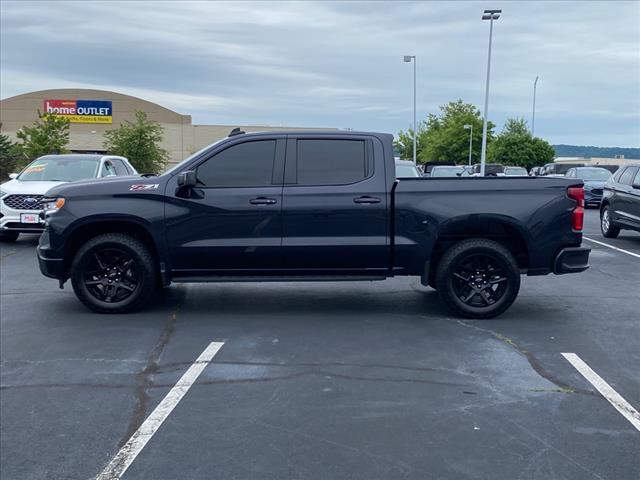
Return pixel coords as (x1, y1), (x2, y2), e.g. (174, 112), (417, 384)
(1, 209), (639, 480)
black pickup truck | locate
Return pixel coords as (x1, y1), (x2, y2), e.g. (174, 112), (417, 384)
(37, 130), (590, 318)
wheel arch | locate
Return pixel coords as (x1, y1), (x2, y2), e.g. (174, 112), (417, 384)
(426, 215), (531, 286)
(63, 215), (163, 281)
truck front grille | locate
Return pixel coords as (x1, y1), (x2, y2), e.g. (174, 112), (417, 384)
(2, 194), (44, 210)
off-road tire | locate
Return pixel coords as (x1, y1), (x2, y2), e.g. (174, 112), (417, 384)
(435, 238), (520, 319)
(70, 233), (156, 313)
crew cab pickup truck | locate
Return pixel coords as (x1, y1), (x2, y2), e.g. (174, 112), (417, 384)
(37, 130), (590, 318)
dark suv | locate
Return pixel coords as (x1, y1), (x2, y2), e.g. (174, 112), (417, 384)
(600, 164), (640, 238)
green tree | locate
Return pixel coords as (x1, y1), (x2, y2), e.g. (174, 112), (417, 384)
(0, 133), (24, 180)
(15, 112), (70, 161)
(488, 117), (555, 169)
(394, 122), (427, 161)
(103, 111), (169, 174)
(419, 99), (494, 165)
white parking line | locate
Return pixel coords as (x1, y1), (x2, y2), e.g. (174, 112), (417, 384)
(96, 341), (225, 480)
(583, 237), (640, 258)
(562, 353), (640, 432)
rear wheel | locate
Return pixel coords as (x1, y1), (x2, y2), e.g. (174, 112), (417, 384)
(435, 239), (520, 319)
(0, 231), (19, 243)
(600, 205), (620, 238)
(70, 233), (156, 313)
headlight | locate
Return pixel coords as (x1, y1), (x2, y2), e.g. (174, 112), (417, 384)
(0, 189), (6, 197)
(583, 184), (593, 190)
(42, 197), (66, 214)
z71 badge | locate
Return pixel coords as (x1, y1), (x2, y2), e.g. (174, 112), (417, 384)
(129, 184), (159, 191)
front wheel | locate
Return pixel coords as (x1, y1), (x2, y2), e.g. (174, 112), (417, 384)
(70, 233), (157, 313)
(435, 239), (520, 319)
(600, 206), (620, 238)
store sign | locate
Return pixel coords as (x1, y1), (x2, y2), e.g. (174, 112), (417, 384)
(43, 99), (113, 124)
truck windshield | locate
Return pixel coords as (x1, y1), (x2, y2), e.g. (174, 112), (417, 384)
(18, 156), (100, 182)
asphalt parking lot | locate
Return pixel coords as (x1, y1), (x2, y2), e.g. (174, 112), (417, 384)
(1, 208), (638, 480)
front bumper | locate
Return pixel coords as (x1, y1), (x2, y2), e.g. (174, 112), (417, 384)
(37, 245), (66, 280)
(0, 203), (45, 233)
(553, 247), (591, 274)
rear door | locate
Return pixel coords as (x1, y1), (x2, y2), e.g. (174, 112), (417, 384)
(281, 135), (389, 272)
(615, 167), (639, 228)
(165, 136), (286, 274)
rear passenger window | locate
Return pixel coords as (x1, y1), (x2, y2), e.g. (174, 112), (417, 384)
(296, 139), (371, 186)
(197, 140), (276, 188)
(618, 167), (637, 186)
(634, 169), (640, 186)
(110, 159), (128, 176)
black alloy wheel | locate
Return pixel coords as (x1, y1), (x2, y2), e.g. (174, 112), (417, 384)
(83, 248), (140, 303)
(436, 238), (520, 319)
(71, 233), (156, 313)
(450, 253), (508, 308)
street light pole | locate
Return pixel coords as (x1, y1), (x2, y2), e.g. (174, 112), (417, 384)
(463, 124), (473, 166)
(480, 9), (501, 177)
(404, 55), (417, 165)
(532, 75), (539, 136)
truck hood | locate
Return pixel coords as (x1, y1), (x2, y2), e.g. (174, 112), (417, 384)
(44, 174), (154, 197)
(0, 179), (66, 195)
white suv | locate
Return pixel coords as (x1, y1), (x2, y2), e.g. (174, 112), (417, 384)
(0, 154), (137, 242)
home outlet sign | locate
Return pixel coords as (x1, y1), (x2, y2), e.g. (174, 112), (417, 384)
(44, 99), (113, 124)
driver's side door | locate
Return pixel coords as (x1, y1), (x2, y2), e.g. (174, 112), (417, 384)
(165, 136), (286, 276)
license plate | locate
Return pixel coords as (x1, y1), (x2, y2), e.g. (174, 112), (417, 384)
(20, 213), (41, 224)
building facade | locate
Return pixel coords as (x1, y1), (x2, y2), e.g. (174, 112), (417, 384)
(1, 89), (332, 167)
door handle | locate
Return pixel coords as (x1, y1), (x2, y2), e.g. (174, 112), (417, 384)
(249, 197), (277, 205)
(353, 196), (381, 204)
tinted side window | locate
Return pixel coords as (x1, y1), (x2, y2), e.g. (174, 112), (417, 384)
(634, 168), (640, 186)
(296, 139), (370, 186)
(618, 167), (637, 186)
(197, 140), (276, 187)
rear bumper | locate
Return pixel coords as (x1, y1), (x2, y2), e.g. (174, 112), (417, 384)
(553, 247), (591, 274)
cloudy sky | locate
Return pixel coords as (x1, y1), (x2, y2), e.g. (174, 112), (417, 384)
(1, 1), (638, 147)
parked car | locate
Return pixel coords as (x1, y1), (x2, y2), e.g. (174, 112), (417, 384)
(597, 165), (620, 174)
(430, 165), (465, 177)
(529, 166), (542, 176)
(0, 154), (137, 242)
(395, 160), (421, 178)
(565, 167), (612, 208)
(423, 161), (455, 177)
(540, 162), (585, 177)
(600, 164), (640, 238)
(502, 166), (529, 176)
(470, 163), (504, 176)
(37, 130), (590, 319)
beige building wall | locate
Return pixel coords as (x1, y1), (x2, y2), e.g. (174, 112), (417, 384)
(1, 88), (334, 167)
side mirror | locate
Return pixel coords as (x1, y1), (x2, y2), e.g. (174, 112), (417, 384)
(9, 173), (18, 179)
(177, 170), (197, 188)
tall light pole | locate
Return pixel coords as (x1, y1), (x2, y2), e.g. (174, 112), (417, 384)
(480, 9), (501, 176)
(463, 124), (473, 166)
(532, 75), (539, 136)
(403, 55), (417, 165)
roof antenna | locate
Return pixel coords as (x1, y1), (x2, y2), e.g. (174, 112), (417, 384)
(229, 127), (245, 137)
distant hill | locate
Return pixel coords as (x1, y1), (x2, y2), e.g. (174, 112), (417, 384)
(553, 145), (640, 160)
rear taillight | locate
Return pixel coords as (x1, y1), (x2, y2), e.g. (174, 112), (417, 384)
(567, 186), (584, 231)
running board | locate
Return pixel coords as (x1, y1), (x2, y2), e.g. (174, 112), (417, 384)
(171, 275), (386, 283)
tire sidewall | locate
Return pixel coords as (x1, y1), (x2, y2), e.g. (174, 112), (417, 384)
(71, 236), (154, 313)
(600, 206), (619, 238)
